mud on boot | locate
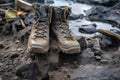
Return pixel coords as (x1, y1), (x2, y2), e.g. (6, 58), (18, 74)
(51, 6), (81, 54)
(28, 3), (52, 54)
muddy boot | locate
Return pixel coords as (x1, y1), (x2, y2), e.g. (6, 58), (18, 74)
(51, 6), (81, 54)
(28, 4), (52, 54)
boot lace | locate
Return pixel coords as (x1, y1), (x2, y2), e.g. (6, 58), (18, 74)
(59, 23), (73, 39)
(34, 21), (48, 39)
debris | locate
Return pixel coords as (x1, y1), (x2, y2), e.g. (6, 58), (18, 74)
(45, 0), (54, 4)
(16, 0), (32, 11)
(76, 0), (120, 6)
(17, 11), (27, 16)
(98, 29), (120, 42)
(5, 8), (17, 19)
(17, 48), (23, 51)
(69, 13), (84, 20)
(79, 24), (97, 34)
(16, 27), (31, 43)
(16, 62), (41, 79)
(78, 37), (88, 50)
(20, 19), (26, 28)
(86, 5), (120, 27)
(95, 56), (102, 61)
(110, 29), (120, 34)
(5, 8), (27, 18)
(99, 35), (113, 48)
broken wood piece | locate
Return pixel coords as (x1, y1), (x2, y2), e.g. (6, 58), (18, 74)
(16, 0), (33, 11)
(98, 29), (120, 42)
(0, 2), (13, 7)
(20, 19), (26, 28)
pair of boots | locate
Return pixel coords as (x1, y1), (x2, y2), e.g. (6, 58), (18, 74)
(28, 4), (81, 54)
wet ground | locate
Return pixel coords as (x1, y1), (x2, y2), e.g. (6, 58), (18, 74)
(0, 0), (120, 80)
(50, 0), (120, 38)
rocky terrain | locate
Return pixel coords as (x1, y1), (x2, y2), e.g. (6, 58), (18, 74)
(0, 0), (120, 80)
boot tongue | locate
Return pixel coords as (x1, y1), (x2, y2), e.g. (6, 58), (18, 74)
(33, 3), (49, 20)
(54, 8), (62, 20)
(61, 7), (71, 22)
(39, 5), (47, 18)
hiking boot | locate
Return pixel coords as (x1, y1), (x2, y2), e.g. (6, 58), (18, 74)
(28, 4), (52, 54)
(51, 6), (81, 54)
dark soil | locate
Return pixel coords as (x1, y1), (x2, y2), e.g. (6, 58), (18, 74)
(0, 0), (120, 80)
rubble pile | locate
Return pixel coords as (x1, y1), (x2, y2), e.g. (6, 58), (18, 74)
(0, 0), (120, 80)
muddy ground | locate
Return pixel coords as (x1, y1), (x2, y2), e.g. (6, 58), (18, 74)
(0, 0), (120, 80)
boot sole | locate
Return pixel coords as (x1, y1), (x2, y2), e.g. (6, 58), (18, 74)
(52, 27), (81, 54)
(27, 35), (49, 54)
(59, 44), (81, 54)
(27, 45), (49, 54)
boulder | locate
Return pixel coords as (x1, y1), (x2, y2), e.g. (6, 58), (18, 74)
(86, 5), (120, 28)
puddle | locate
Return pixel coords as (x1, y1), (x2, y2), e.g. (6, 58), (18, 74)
(45, 0), (120, 38)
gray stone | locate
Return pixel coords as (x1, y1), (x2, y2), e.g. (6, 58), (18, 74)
(86, 5), (120, 28)
(16, 62), (41, 79)
(45, 0), (54, 4)
(17, 48), (23, 51)
(78, 37), (88, 50)
(79, 24), (97, 34)
(76, 0), (120, 6)
(95, 56), (102, 61)
(69, 13), (84, 20)
(99, 35), (113, 48)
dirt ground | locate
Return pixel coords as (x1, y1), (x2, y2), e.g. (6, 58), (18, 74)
(0, 32), (120, 80)
(0, 0), (120, 80)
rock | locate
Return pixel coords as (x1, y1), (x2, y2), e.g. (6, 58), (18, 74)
(92, 38), (103, 56)
(92, 38), (100, 50)
(80, 48), (95, 64)
(60, 67), (69, 73)
(10, 53), (19, 59)
(15, 40), (20, 44)
(16, 27), (31, 43)
(0, 42), (4, 49)
(79, 24), (97, 34)
(78, 37), (88, 50)
(16, 62), (41, 79)
(110, 29), (120, 34)
(17, 48), (23, 52)
(69, 13), (84, 20)
(86, 5), (120, 27)
(102, 54), (113, 60)
(76, 0), (120, 6)
(99, 35), (113, 48)
(0, 63), (3, 67)
(45, 0), (54, 4)
(25, 0), (44, 3)
(100, 59), (109, 64)
(95, 56), (102, 61)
